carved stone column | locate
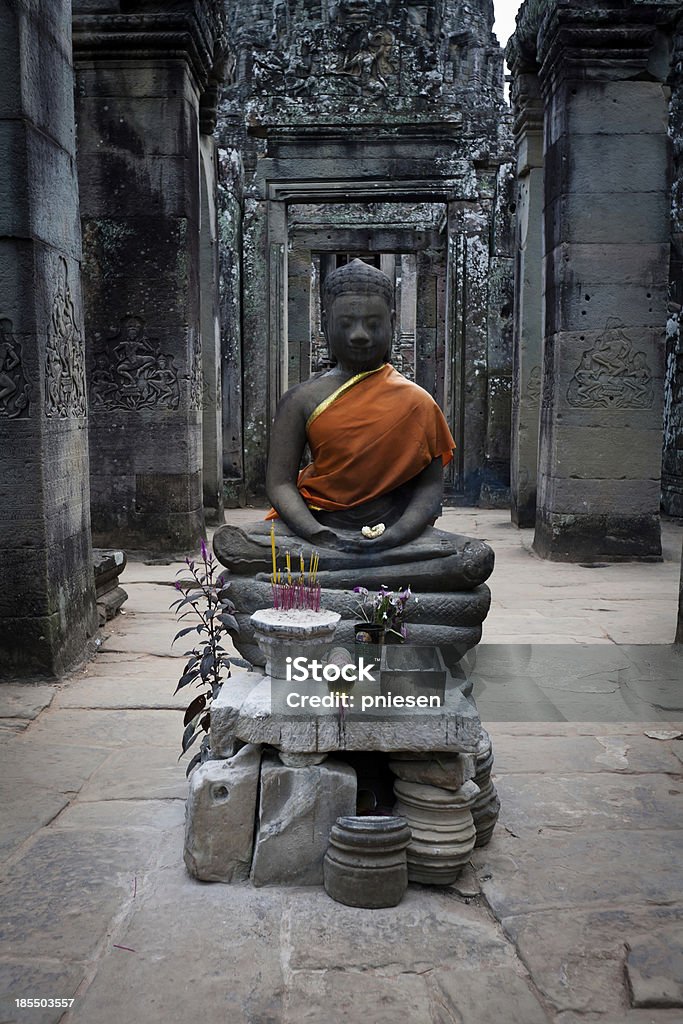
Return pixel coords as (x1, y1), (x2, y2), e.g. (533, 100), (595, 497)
(73, 1), (227, 551)
(200, 136), (224, 525)
(509, 71), (544, 527)
(533, 3), (677, 561)
(287, 243), (313, 388)
(0, 0), (97, 675)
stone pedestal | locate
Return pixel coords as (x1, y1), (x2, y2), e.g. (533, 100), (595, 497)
(0, 0), (98, 677)
(251, 753), (357, 887)
(72, 2), (226, 552)
(531, 9), (674, 561)
(250, 607), (341, 678)
(393, 778), (479, 884)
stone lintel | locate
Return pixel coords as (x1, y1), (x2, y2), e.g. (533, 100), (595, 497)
(537, 5), (679, 95)
(72, 1), (227, 102)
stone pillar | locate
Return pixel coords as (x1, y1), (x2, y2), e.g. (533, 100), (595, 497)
(663, 26), (683, 518)
(73, 3), (225, 551)
(534, 6), (675, 561)
(397, 254), (417, 379)
(677, 548), (683, 644)
(510, 73), (544, 527)
(287, 243), (313, 387)
(481, 163), (514, 509)
(217, 145), (244, 504)
(447, 203), (491, 503)
(200, 137), (224, 525)
(0, 0), (97, 676)
(241, 199), (287, 502)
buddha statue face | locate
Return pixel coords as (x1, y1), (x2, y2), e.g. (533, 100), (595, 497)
(322, 260), (395, 373)
(324, 291), (394, 373)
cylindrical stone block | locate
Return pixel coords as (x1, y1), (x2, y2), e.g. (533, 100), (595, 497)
(393, 778), (479, 885)
(323, 815), (411, 909)
(472, 727), (500, 847)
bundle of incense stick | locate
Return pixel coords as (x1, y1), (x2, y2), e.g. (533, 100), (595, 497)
(270, 525), (321, 612)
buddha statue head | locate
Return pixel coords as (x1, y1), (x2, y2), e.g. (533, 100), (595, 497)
(322, 259), (395, 373)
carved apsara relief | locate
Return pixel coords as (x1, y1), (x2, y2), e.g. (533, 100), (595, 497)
(338, 27), (395, 88)
(188, 329), (203, 411)
(0, 317), (30, 418)
(566, 319), (654, 409)
(45, 258), (87, 420)
(90, 316), (180, 411)
(526, 365), (541, 403)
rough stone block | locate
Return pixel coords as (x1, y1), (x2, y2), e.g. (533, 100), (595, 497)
(251, 754), (356, 886)
(389, 753), (475, 790)
(184, 744), (262, 883)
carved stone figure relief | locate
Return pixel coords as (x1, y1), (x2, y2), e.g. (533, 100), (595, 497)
(566, 319), (654, 409)
(45, 258), (87, 420)
(90, 316), (180, 411)
(189, 330), (203, 410)
(338, 27), (395, 87)
(0, 317), (30, 418)
(526, 365), (541, 403)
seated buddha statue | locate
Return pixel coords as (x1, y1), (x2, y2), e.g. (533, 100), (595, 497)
(214, 259), (493, 663)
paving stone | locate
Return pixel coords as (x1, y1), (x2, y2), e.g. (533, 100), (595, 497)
(501, 906), (683, 1015)
(252, 755), (356, 886)
(0, 960), (86, 1024)
(23, 708), (183, 749)
(432, 966), (551, 1023)
(0, 738), (111, 791)
(0, 829), (166, 960)
(68, 876), (285, 1024)
(77, 746), (188, 802)
(495, 772), (683, 835)
(284, 969), (434, 1024)
(473, 829), (683, 918)
(52, 675), (189, 710)
(0, 684), (56, 719)
(184, 744), (261, 882)
(626, 925), (683, 1009)
(52, 799), (185, 831)
(0, 789), (70, 863)
(490, 734), (682, 775)
(286, 888), (517, 972)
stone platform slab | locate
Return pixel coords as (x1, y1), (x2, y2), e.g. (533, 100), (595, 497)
(210, 673), (481, 758)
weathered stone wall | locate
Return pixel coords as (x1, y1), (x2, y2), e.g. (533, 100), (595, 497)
(73, 0), (227, 551)
(0, 0), (97, 676)
(217, 0), (514, 505)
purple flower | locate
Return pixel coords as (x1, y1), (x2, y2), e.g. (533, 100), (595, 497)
(200, 538), (208, 561)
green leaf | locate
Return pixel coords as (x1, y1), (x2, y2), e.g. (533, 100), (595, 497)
(184, 693), (206, 726)
(173, 626), (198, 644)
(199, 652), (214, 680)
(185, 751), (202, 777)
(182, 721), (202, 753)
(200, 711), (211, 733)
(174, 668), (200, 693)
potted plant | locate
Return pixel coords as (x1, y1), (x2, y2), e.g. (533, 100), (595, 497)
(353, 585), (414, 647)
(171, 540), (239, 776)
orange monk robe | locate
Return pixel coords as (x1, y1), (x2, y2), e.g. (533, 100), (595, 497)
(266, 363), (455, 518)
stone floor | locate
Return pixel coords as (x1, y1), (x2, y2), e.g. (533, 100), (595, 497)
(0, 510), (682, 1024)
